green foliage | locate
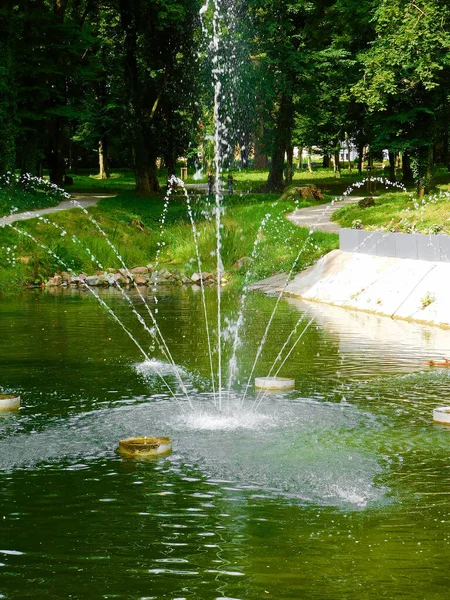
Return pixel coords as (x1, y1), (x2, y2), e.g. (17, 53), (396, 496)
(421, 291), (436, 308)
(1, 0), (450, 201)
(352, 0), (450, 111)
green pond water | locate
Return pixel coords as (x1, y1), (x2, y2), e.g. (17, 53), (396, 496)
(1, 287), (450, 599)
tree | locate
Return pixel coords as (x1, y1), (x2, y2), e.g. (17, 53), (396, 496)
(0, 1), (17, 173)
(352, 0), (450, 194)
(117, 0), (202, 194)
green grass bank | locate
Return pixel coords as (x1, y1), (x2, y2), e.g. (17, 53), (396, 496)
(3, 166), (450, 296)
(0, 185), (338, 296)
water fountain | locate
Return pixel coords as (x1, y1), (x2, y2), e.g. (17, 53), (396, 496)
(3, 4), (450, 599)
(0, 0), (448, 511)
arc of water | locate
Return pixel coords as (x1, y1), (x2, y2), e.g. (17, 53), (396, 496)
(171, 176), (217, 405)
(240, 177), (411, 406)
(252, 315), (315, 414)
(239, 195), (353, 407)
(69, 200), (193, 406)
(225, 209), (276, 404)
(337, 179), (425, 255)
(212, 0), (224, 410)
(239, 243), (307, 407)
(36, 214), (195, 408)
(250, 309), (310, 411)
(7, 223), (188, 411)
(150, 183), (176, 305)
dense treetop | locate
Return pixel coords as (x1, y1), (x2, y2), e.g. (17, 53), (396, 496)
(0, 0), (449, 194)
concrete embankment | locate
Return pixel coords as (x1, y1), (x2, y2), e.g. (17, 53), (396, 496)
(250, 249), (450, 328)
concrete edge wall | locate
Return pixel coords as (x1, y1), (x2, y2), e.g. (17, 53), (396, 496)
(339, 228), (450, 263)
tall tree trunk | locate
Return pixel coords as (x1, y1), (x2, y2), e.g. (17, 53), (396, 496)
(47, 117), (65, 186)
(388, 151), (396, 182)
(266, 141), (285, 191)
(442, 128), (449, 171)
(253, 144), (268, 169)
(266, 95), (294, 191)
(253, 145), (268, 168)
(119, 0), (160, 194)
(345, 133), (352, 171)
(133, 142), (159, 195)
(99, 138), (110, 179)
(297, 147), (303, 169)
(402, 150), (414, 183)
(357, 144), (364, 174)
(164, 153), (176, 178)
(0, 0), (16, 173)
(415, 145), (434, 197)
(362, 146), (367, 172)
(441, 89), (450, 171)
(285, 145), (294, 185)
(323, 154), (330, 169)
(253, 118), (268, 169)
(426, 145), (434, 190)
(241, 144), (250, 168)
(333, 151), (341, 177)
(307, 149), (312, 173)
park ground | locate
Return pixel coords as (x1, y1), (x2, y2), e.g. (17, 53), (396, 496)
(1, 166), (450, 296)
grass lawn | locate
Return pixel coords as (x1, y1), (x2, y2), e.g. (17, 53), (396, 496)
(332, 190), (450, 233)
(65, 166), (392, 197)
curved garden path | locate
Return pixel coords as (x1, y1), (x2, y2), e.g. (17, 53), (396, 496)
(286, 196), (362, 233)
(0, 193), (113, 227)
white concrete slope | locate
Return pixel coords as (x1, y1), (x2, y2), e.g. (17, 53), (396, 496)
(251, 249), (450, 328)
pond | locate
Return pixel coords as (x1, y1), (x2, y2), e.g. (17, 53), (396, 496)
(1, 287), (450, 599)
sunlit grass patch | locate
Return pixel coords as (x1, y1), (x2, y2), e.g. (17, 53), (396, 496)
(332, 191), (450, 233)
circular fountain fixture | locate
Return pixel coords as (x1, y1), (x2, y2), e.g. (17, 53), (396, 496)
(118, 436), (172, 459)
(432, 406), (450, 425)
(0, 394), (20, 411)
(254, 377), (295, 391)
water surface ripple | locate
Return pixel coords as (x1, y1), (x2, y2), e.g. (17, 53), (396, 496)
(1, 289), (450, 599)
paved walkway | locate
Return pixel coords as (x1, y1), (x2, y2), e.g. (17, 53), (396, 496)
(286, 196), (362, 233)
(0, 194), (113, 227)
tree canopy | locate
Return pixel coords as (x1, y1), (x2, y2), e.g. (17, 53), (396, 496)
(1, 0), (449, 194)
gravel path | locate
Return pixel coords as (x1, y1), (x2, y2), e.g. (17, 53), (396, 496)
(0, 194), (114, 227)
(286, 196), (363, 233)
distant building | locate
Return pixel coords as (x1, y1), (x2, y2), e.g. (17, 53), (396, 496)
(339, 141), (358, 163)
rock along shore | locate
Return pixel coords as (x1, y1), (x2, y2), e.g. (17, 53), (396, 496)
(43, 264), (226, 289)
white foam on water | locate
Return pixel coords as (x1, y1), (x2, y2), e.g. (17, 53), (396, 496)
(135, 359), (188, 378)
(178, 409), (277, 431)
(0, 394), (389, 509)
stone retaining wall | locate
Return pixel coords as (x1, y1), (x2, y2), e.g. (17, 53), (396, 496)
(339, 228), (450, 263)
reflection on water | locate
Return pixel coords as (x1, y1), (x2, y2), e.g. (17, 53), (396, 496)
(1, 288), (450, 599)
